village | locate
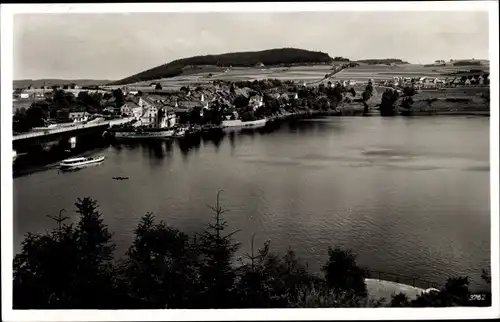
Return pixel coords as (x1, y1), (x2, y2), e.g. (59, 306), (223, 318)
(12, 65), (491, 136)
(8, 6), (495, 314)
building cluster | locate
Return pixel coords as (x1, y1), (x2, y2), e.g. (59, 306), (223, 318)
(376, 74), (489, 89)
(13, 86), (108, 100)
(116, 83), (305, 126)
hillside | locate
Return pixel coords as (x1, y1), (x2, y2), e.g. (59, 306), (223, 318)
(110, 48), (334, 85)
(14, 79), (114, 89)
(452, 60), (484, 66)
(356, 59), (410, 65)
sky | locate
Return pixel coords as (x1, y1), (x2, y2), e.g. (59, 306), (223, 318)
(13, 11), (490, 80)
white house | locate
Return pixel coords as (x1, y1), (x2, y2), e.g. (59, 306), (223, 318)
(138, 97), (154, 109)
(120, 102), (142, 118)
(141, 106), (159, 126)
(19, 93), (30, 99)
(465, 78), (471, 86)
(249, 95), (264, 111)
(137, 97), (179, 127)
(423, 78), (438, 88)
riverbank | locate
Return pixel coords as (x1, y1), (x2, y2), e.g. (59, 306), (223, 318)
(365, 279), (425, 305)
(12, 108), (489, 178)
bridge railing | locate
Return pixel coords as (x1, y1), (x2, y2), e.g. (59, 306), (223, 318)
(365, 269), (441, 290)
(13, 117), (135, 141)
(13, 121), (109, 141)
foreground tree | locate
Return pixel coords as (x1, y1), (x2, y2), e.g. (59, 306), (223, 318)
(121, 213), (196, 308)
(195, 191), (241, 308)
(236, 236), (312, 308)
(13, 198), (119, 309)
(322, 247), (368, 297)
(14, 196), (489, 309)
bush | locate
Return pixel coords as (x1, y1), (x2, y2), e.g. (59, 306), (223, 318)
(380, 89), (400, 116)
(322, 247), (368, 297)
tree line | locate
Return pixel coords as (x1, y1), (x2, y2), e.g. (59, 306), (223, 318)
(14, 193), (491, 309)
(13, 89), (125, 133)
(356, 59), (409, 65)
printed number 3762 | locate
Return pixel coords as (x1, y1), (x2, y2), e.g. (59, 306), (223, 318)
(469, 294), (486, 301)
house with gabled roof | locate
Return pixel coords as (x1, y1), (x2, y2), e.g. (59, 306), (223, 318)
(120, 102), (142, 118)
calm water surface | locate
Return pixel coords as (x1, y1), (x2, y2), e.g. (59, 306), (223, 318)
(14, 116), (490, 288)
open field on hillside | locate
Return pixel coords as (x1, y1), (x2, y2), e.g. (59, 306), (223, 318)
(331, 64), (490, 82)
(130, 65), (334, 88)
(125, 63), (489, 91)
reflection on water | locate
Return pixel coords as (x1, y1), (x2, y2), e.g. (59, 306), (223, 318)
(58, 162), (105, 174)
(14, 116), (490, 290)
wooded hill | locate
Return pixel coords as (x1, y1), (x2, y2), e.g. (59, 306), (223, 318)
(110, 48), (334, 85)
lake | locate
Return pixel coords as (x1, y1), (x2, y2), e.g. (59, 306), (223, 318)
(13, 116), (491, 289)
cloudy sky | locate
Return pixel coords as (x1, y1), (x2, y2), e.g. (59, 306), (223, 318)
(13, 11), (489, 80)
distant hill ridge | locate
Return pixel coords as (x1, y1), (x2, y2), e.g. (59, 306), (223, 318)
(356, 59), (410, 65)
(110, 48), (334, 85)
(14, 79), (114, 89)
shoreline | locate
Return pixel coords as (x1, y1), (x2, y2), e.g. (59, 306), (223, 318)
(13, 110), (488, 176)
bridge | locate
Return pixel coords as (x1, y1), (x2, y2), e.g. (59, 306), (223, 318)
(13, 117), (135, 141)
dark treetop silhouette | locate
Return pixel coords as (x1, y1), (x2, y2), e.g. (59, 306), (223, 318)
(13, 192), (492, 309)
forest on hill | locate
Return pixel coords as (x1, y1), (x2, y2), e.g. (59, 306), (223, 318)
(110, 48), (334, 85)
(13, 79), (113, 89)
(356, 59), (410, 65)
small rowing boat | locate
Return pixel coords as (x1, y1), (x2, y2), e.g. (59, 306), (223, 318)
(112, 176), (129, 180)
(59, 155), (105, 169)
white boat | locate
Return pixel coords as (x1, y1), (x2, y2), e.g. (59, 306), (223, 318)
(172, 127), (187, 138)
(221, 118), (267, 128)
(113, 128), (174, 139)
(59, 155), (105, 168)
